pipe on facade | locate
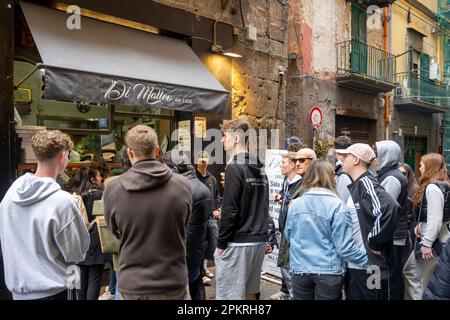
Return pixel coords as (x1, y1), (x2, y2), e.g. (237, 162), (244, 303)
(384, 6), (390, 140)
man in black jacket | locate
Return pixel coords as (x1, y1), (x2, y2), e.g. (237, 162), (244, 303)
(337, 143), (399, 300)
(215, 118), (269, 300)
(161, 150), (213, 300)
(195, 152), (221, 283)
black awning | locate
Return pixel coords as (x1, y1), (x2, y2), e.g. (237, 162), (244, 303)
(20, 2), (228, 114)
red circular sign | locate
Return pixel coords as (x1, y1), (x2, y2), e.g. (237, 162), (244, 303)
(309, 107), (323, 129)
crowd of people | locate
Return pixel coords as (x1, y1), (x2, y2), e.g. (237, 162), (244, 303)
(0, 118), (450, 300)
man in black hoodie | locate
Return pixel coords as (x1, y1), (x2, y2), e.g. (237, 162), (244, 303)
(215, 118), (269, 300)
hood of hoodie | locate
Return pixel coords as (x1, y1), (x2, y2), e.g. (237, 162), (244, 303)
(231, 152), (265, 172)
(376, 140), (401, 170)
(120, 159), (173, 191)
(11, 173), (61, 207)
(182, 170), (198, 181)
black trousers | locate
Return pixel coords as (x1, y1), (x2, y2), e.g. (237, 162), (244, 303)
(0, 251), (12, 300)
(189, 274), (206, 300)
(280, 278), (289, 295)
(344, 268), (390, 300)
(77, 264), (105, 300)
(390, 243), (410, 300)
(292, 273), (343, 300)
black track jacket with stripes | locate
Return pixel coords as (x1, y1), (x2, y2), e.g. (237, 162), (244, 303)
(347, 171), (399, 270)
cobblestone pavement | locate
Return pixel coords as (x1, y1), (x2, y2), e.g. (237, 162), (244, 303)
(100, 267), (282, 300)
(204, 267), (281, 300)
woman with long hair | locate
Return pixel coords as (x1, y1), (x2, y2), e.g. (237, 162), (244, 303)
(399, 163), (418, 200)
(403, 153), (450, 300)
(69, 166), (107, 300)
(284, 160), (368, 300)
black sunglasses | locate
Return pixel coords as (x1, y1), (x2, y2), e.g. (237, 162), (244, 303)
(295, 157), (313, 164)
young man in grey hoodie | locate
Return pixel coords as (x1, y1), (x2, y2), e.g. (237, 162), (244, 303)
(0, 130), (90, 300)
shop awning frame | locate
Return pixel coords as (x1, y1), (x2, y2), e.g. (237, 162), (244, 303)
(20, 2), (229, 114)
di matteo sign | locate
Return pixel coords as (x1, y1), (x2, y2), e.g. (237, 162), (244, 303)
(42, 66), (226, 113)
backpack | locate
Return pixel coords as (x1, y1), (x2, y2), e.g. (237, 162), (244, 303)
(71, 193), (95, 230)
(433, 181), (450, 223)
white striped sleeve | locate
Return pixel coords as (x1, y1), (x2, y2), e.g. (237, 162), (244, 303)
(361, 177), (382, 240)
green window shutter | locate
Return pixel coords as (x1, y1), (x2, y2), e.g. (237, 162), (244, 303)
(444, 112), (450, 172)
(351, 5), (367, 42)
(420, 52), (430, 78)
(351, 5), (368, 75)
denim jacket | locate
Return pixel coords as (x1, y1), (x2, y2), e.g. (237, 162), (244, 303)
(285, 188), (368, 275)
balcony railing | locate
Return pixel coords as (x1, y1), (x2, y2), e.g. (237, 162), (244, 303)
(348, 0), (396, 8)
(336, 40), (396, 84)
(396, 71), (450, 106)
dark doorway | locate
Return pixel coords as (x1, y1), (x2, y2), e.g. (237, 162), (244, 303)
(404, 135), (427, 176)
(335, 115), (376, 145)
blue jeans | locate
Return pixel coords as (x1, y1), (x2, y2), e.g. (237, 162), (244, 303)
(108, 269), (116, 294)
(108, 269), (122, 300)
(292, 273), (343, 300)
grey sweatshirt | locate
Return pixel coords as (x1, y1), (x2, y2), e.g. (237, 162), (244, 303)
(0, 173), (90, 300)
(376, 140), (402, 199)
(335, 161), (352, 204)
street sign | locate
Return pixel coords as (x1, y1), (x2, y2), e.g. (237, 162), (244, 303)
(309, 107), (323, 129)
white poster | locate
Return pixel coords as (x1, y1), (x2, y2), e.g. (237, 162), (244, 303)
(194, 117), (207, 138)
(178, 120), (191, 152)
(262, 149), (287, 278)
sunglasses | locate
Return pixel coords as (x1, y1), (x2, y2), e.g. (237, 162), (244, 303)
(400, 170), (407, 176)
(295, 157), (313, 164)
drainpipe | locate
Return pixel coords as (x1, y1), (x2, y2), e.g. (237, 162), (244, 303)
(384, 6), (390, 140)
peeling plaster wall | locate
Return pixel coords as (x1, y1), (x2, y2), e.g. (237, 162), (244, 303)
(289, 0), (351, 80)
(286, 76), (384, 146)
(286, 0), (386, 147)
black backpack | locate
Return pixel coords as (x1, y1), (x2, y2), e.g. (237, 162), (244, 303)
(433, 181), (450, 222)
(416, 181), (450, 223)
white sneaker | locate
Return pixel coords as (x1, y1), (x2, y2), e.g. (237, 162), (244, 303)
(205, 269), (214, 278)
(270, 291), (290, 300)
(98, 287), (115, 300)
(202, 276), (212, 286)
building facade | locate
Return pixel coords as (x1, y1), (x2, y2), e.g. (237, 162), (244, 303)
(0, 0), (291, 200)
(391, 0), (449, 174)
(286, 0), (397, 152)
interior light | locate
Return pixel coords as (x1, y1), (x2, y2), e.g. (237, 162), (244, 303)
(223, 52), (243, 58)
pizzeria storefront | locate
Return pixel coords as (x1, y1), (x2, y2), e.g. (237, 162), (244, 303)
(14, 1), (229, 176)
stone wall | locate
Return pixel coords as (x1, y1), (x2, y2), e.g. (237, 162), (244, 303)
(154, 0), (289, 148)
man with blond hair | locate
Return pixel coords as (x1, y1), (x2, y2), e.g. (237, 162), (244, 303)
(0, 130), (90, 300)
(104, 125), (192, 300)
